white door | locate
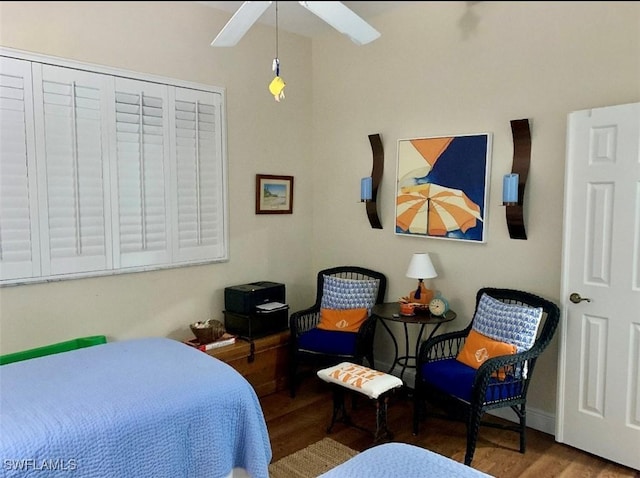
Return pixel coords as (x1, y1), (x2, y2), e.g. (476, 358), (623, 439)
(557, 102), (640, 470)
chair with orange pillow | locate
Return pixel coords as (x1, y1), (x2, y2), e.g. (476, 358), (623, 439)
(289, 266), (387, 397)
(412, 287), (560, 466)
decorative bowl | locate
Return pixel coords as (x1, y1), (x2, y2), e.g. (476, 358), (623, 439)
(399, 303), (415, 316)
(190, 319), (226, 344)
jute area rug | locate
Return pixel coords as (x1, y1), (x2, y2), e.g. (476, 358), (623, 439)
(269, 437), (358, 478)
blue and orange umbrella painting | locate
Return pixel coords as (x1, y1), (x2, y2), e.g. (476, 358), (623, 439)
(396, 134), (490, 242)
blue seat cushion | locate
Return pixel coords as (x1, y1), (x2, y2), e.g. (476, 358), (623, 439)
(420, 358), (522, 403)
(298, 328), (358, 356)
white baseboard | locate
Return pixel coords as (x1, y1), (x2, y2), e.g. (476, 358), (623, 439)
(487, 406), (555, 435)
(377, 360), (556, 436)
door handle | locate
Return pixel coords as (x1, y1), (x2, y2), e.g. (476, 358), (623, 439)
(569, 293), (591, 304)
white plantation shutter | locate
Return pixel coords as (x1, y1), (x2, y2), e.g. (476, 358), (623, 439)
(32, 64), (112, 276)
(0, 50), (228, 285)
(171, 87), (226, 262)
(113, 78), (170, 268)
(0, 57), (41, 280)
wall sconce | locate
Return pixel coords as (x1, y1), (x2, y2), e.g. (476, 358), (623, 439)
(362, 133), (383, 229)
(505, 119), (531, 240)
(405, 252), (438, 304)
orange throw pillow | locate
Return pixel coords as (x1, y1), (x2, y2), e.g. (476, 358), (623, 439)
(456, 329), (517, 380)
(317, 308), (369, 333)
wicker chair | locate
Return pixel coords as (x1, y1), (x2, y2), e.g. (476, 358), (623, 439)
(289, 266), (387, 397)
(412, 287), (560, 465)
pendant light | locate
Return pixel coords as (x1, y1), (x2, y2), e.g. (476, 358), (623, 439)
(268, 1), (286, 102)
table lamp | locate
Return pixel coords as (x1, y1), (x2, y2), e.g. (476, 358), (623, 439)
(406, 253), (438, 305)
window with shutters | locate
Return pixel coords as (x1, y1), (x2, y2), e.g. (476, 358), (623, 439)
(0, 49), (228, 286)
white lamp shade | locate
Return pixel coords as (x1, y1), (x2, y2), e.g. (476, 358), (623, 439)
(406, 253), (437, 279)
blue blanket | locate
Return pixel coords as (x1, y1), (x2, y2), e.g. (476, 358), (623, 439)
(318, 442), (493, 478)
(0, 338), (272, 478)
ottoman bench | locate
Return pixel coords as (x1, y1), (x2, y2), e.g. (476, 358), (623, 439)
(317, 362), (403, 443)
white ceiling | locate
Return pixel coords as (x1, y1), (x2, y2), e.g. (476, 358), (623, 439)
(199, 1), (416, 38)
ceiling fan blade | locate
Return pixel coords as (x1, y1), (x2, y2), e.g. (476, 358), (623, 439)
(211, 1), (273, 47)
(298, 1), (381, 45)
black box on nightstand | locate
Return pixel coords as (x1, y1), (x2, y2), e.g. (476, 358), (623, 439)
(224, 281), (285, 315)
(224, 281), (288, 339)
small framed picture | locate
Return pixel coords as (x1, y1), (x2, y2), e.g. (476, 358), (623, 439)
(255, 174), (294, 214)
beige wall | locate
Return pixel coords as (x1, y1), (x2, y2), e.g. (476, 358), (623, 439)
(1, 1), (639, 424)
(306, 1), (639, 419)
(0, 1), (314, 347)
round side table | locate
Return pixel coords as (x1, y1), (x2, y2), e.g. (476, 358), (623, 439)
(372, 302), (456, 384)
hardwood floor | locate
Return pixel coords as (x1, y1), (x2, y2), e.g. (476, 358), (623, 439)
(260, 378), (639, 477)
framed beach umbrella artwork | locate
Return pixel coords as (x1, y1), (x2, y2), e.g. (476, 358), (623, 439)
(395, 133), (492, 242)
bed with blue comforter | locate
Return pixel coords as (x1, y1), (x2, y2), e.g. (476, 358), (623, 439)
(318, 442), (493, 478)
(0, 337), (272, 478)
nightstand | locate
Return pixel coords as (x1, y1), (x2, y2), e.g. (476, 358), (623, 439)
(206, 330), (290, 397)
